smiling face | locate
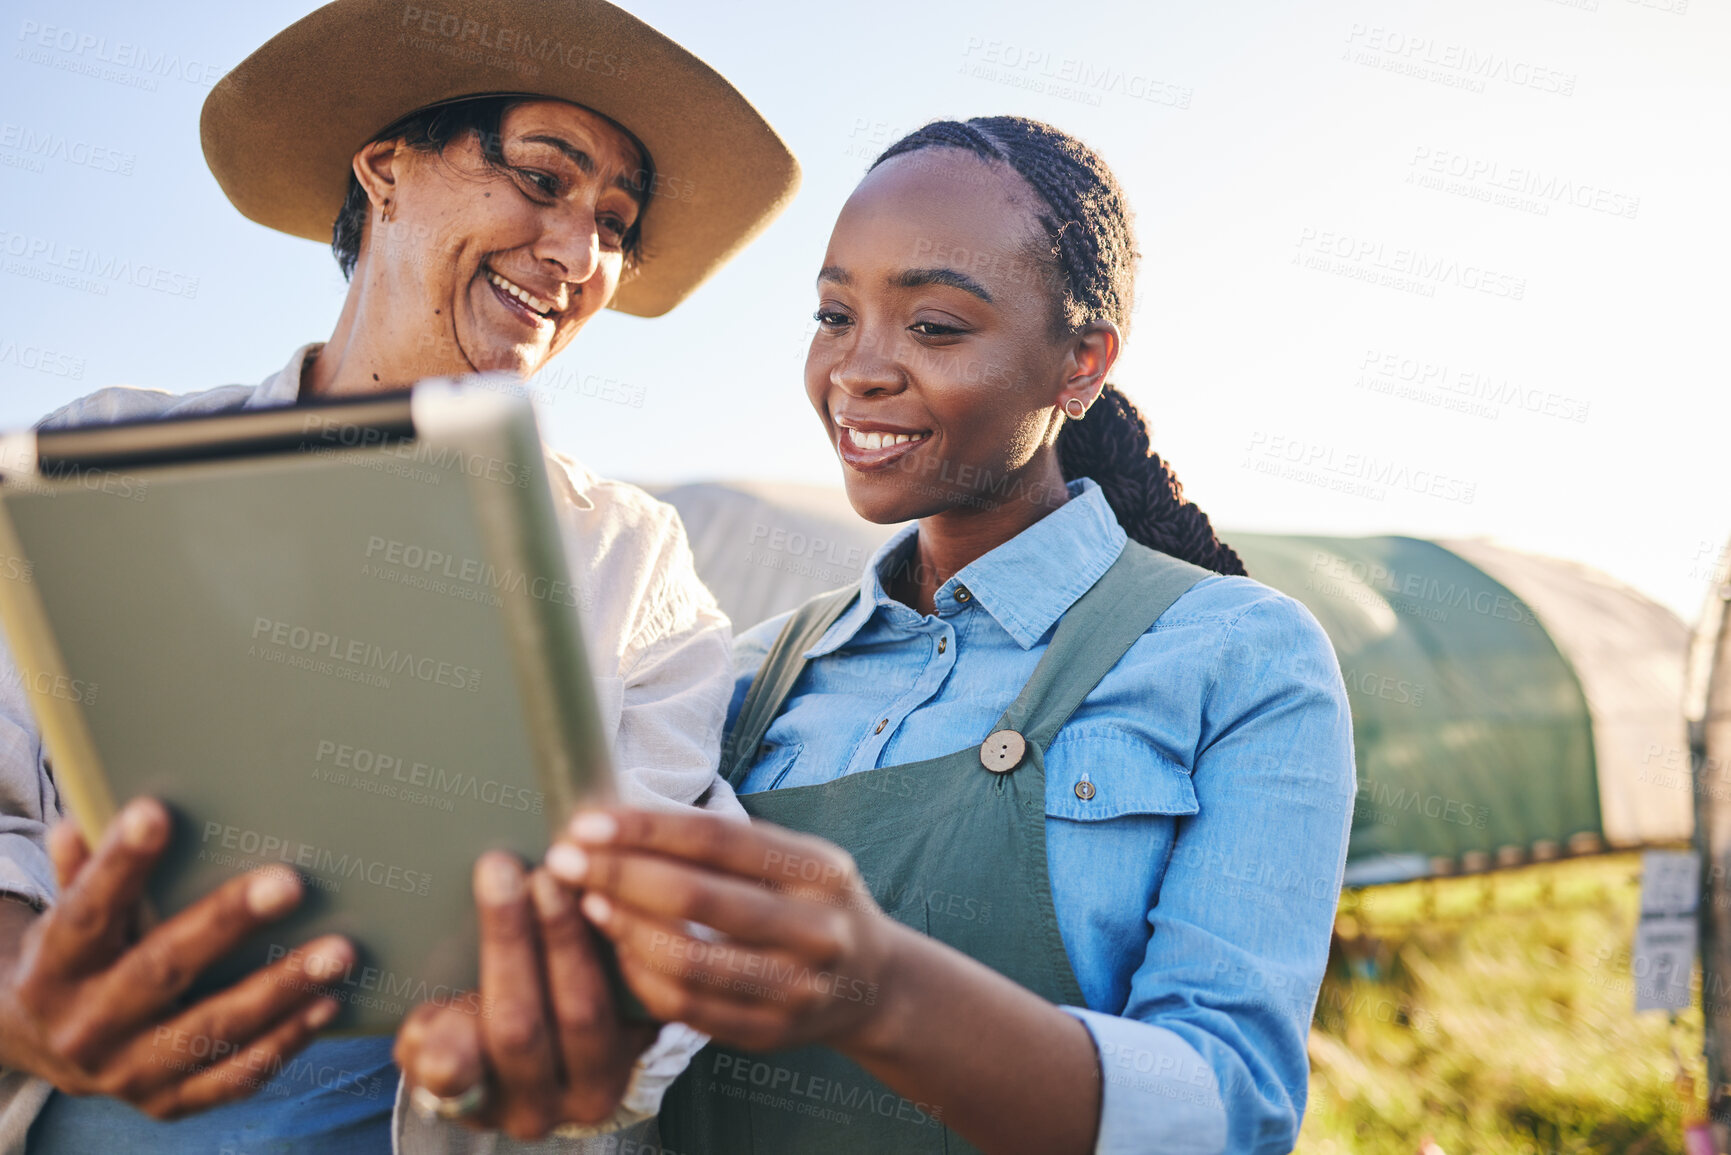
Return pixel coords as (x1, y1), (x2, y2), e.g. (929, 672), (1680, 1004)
(807, 149), (1101, 526)
(353, 99), (646, 381)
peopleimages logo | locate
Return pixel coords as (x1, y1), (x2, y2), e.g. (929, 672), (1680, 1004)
(958, 36), (1193, 109)
(3, 666), (98, 706)
(0, 336), (85, 379)
(0, 122), (135, 175)
(313, 739), (544, 815)
(249, 617), (483, 692)
(151, 1026), (388, 1101)
(1342, 24), (1577, 96)
(14, 19), (228, 89)
(266, 943), (486, 1018)
(1356, 782), (1489, 829)
(1354, 349), (1591, 425)
(710, 1053), (944, 1129)
(1306, 551), (1542, 629)
(299, 413), (531, 489)
(199, 821), (432, 897)
(1407, 146), (1639, 221)
(399, 5), (632, 79)
(363, 536), (582, 609)
(1293, 228), (1526, 302)
(0, 229), (200, 298)
(1243, 431), (1478, 506)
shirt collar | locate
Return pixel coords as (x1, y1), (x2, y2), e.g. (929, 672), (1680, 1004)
(240, 343), (597, 510)
(805, 477), (1129, 656)
(244, 342), (322, 409)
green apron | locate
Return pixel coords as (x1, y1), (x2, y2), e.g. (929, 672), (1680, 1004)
(656, 540), (1209, 1153)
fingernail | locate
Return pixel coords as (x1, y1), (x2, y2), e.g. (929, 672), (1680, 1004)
(120, 800), (162, 850)
(531, 870), (569, 917)
(546, 842), (588, 884)
(476, 855), (523, 904)
(303, 936), (354, 980)
(422, 1048), (460, 1087)
(247, 868), (300, 917)
(580, 892), (612, 926)
(569, 811), (617, 844)
(306, 998), (339, 1030)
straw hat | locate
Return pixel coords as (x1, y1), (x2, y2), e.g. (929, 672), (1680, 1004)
(200, 0), (800, 316)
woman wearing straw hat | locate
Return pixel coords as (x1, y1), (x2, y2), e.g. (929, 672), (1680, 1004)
(0, 1), (796, 1150)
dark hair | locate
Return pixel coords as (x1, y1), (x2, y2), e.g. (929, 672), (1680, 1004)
(330, 95), (649, 280)
(870, 117), (1246, 577)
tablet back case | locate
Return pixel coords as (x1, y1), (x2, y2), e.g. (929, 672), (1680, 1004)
(0, 387), (612, 1032)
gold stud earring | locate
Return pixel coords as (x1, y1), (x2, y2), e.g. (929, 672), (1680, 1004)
(1064, 397), (1087, 419)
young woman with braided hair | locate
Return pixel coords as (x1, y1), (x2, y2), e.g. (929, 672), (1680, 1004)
(443, 116), (1353, 1154)
(875, 117), (1249, 579)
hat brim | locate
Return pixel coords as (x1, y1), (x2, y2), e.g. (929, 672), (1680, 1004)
(200, 0), (800, 317)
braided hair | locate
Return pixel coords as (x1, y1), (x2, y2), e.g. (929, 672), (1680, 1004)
(871, 118), (1246, 576)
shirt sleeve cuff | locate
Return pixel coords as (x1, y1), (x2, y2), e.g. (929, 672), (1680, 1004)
(547, 1020), (708, 1139)
(1061, 1006), (1228, 1155)
(0, 832), (56, 911)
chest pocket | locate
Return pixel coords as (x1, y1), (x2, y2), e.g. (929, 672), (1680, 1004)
(1044, 727), (1199, 821)
(741, 741), (806, 792)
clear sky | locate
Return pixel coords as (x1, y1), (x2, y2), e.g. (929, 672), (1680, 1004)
(1, 0), (1726, 624)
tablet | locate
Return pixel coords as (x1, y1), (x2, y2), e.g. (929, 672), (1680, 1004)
(0, 381), (614, 1032)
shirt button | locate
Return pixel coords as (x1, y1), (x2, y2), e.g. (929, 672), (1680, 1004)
(954, 585), (972, 603)
(874, 718), (888, 734)
(937, 637), (947, 655)
(979, 729), (1026, 773)
(1074, 779), (1097, 801)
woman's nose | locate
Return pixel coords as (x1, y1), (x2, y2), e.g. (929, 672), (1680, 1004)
(831, 329), (905, 396)
(534, 207), (601, 285)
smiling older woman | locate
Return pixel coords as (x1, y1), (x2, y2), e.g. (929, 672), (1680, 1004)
(0, 1), (796, 1152)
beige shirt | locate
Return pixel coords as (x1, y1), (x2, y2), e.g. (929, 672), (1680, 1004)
(0, 344), (741, 1153)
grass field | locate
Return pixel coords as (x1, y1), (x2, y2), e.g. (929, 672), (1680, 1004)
(1295, 852), (1708, 1154)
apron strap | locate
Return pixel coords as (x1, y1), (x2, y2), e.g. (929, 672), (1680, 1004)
(722, 585), (858, 788)
(723, 541), (1212, 787)
(993, 541), (1211, 751)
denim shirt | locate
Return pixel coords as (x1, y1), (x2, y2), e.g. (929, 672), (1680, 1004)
(731, 478), (1357, 1155)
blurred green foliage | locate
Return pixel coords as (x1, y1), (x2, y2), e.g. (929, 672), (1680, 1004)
(1297, 852), (1706, 1154)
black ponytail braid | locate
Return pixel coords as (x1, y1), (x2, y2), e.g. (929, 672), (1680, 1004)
(1056, 384), (1245, 576)
(871, 117), (1246, 577)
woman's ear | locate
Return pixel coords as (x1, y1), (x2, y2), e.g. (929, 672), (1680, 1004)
(1057, 320), (1122, 415)
(352, 138), (401, 217)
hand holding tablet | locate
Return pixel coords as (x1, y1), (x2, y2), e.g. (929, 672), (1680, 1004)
(0, 382), (619, 1034)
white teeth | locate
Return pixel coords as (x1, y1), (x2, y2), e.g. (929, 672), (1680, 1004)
(486, 271), (553, 316)
(845, 428), (928, 452)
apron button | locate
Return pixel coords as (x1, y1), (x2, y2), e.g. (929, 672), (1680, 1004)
(1074, 779), (1096, 801)
(979, 729), (1026, 773)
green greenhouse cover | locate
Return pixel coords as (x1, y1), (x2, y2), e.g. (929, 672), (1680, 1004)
(1229, 535), (1603, 877)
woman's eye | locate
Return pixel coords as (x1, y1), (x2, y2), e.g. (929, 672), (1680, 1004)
(598, 215), (627, 244)
(909, 320), (963, 337)
(517, 169), (560, 197)
(814, 309), (851, 328)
